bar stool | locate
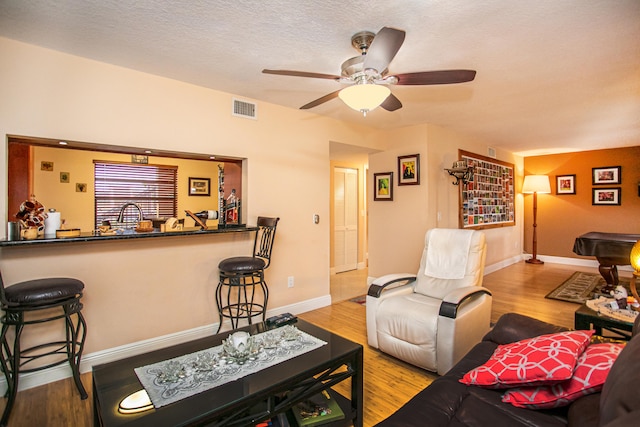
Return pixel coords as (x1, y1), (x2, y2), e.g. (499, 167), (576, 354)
(0, 272), (88, 427)
(216, 217), (279, 333)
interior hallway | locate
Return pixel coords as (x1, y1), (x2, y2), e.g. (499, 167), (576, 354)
(330, 268), (369, 303)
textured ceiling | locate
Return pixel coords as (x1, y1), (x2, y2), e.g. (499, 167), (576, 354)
(1, 0), (639, 156)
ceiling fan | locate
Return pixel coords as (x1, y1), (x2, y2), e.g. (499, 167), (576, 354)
(263, 27), (476, 115)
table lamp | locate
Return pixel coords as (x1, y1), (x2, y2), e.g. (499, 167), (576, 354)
(522, 175), (551, 264)
(630, 240), (640, 310)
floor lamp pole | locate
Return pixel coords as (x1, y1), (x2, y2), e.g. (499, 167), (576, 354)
(526, 191), (544, 264)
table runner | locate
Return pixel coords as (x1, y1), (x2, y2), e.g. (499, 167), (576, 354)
(134, 327), (326, 408)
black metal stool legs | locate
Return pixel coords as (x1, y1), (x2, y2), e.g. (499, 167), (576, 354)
(0, 321), (21, 427)
(215, 272), (269, 333)
(64, 304), (88, 399)
(0, 297), (88, 427)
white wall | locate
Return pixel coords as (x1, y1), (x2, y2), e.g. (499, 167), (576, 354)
(367, 124), (524, 277)
(0, 37), (383, 356)
(0, 37), (523, 383)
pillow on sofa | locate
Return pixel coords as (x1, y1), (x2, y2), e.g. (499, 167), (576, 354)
(502, 343), (625, 409)
(460, 330), (593, 388)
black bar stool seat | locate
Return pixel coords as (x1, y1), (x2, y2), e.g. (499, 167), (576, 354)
(0, 274), (88, 427)
(218, 257), (266, 272)
(3, 277), (84, 306)
(216, 216), (279, 333)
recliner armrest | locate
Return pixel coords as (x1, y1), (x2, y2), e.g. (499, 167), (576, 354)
(438, 286), (492, 319)
(367, 273), (417, 298)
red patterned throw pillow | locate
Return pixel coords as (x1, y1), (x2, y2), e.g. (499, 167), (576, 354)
(502, 343), (624, 408)
(460, 330), (594, 388)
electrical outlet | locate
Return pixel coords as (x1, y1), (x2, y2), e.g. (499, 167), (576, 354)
(287, 276), (294, 288)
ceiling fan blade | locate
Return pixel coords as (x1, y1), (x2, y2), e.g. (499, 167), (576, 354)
(262, 69), (340, 81)
(363, 27), (406, 73)
(380, 93), (402, 111)
(394, 70), (476, 85)
(300, 90), (341, 109)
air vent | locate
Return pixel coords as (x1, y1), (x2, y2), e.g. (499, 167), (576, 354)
(232, 98), (257, 119)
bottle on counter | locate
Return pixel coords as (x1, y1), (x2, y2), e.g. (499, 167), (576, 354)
(225, 189), (239, 224)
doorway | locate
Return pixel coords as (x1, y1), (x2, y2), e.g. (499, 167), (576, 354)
(334, 167), (358, 273)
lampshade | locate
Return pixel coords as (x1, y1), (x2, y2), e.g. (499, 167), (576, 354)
(522, 175), (551, 194)
(631, 240), (640, 273)
(338, 84), (390, 114)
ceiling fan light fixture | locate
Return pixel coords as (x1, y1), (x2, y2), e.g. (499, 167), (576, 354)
(338, 84), (390, 115)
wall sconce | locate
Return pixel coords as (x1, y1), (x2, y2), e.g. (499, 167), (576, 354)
(444, 160), (473, 185)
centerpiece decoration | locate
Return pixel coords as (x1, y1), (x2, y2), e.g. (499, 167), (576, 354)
(220, 331), (261, 364)
(132, 325), (323, 409)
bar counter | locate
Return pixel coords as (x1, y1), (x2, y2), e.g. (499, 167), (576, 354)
(0, 225), (258, 247)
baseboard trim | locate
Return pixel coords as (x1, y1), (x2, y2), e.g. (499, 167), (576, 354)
(0, 295), (332, 395)
(1, 254), (624, 394)
(524, 254), (633, 272)
(484, 255), (522, 274)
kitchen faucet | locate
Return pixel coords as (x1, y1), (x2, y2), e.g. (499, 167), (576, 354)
(117, 202), (144, 224)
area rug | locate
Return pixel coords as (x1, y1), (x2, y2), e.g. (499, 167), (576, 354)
(545, 271), (630, 304)
(349, 295), (366, 305)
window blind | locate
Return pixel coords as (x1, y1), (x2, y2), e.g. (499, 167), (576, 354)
(94, 161), (178, 228)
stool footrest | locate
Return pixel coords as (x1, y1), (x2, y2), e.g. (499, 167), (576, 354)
(0, 291), (87, 426)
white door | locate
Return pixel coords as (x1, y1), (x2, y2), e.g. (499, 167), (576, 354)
(334, 167), (358, 273)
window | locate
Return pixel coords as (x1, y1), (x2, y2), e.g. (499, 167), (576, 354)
(94, 161), (178, 228)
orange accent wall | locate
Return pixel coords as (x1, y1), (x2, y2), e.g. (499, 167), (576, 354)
(523, 146), (640, 260)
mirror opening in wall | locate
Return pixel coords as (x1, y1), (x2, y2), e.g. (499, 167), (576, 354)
(7, 135), (245, 235)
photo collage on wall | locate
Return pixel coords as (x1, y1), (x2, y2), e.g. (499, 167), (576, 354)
(460, 150), (515, 229)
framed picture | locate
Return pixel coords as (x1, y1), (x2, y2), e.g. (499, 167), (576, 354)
(188, 177), (211, 196)
(398, 154), (420, 186)
(60, 172), (70, 183)
(374, 172), (393, 201)
(592, 166), (621, 185)
(556, 174), (576, 195)
(41, 161), (53, 171)
(592, 187), (621, 205)
(459, 150), (515, 230)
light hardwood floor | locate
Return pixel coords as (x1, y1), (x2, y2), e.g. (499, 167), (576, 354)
(0, 262), (614, 426)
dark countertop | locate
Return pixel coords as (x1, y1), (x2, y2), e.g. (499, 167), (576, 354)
(0, 225), (257, 247)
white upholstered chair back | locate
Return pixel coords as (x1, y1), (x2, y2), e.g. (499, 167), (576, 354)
(413, 228), (486, 300)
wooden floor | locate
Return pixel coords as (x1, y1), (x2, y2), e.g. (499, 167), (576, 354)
(0, 261), (615, 426)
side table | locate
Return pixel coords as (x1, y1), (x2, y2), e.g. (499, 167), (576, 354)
(574, 303), (633, 340)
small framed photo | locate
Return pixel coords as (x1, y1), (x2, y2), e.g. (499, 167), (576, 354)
(131, 155), (149, 164)
(41, 161), (54, 171)
(76, 183), (87, 192)
(60, 172), (70, 183)
(592, 166), (621, 185)
(188, 177), (211, 196)
(398, 154), (420, 186)
(556, 174), (576, 195)
(592, 187), (621, 205)
(374, 172), (394, 201)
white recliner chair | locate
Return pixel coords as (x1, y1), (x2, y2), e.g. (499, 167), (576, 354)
(366, 228), (491, 375)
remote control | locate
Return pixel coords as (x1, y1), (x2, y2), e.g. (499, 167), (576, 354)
(266, 312), (297, 327)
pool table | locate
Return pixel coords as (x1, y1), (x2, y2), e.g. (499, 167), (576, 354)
(573, 232), (640, 292)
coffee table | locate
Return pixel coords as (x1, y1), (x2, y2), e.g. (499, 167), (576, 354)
(574, 303), (633, 340)
(93, 319), (363, 426)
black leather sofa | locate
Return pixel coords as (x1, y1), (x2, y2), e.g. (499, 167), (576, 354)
(375, 312), (640, 426)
